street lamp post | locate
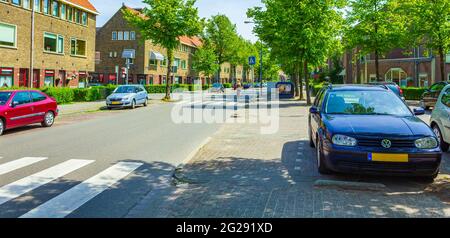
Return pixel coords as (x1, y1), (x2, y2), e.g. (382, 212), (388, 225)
(244, 21), (263, 96)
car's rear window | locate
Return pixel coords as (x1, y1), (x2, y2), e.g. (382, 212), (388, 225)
(0, 92), (12, 105)
(325, 90), (412, 116)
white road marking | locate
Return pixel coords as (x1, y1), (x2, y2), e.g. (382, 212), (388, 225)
(294, 167), (301, 170)
(21, 162), (143, 218)
(0, 157), (48, 176)
(0, 159), (94, 206)
(297, 152), (303, 155)
(296, 159), (302, 162)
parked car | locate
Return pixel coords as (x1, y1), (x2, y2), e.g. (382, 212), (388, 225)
(309, 84), (441, 180)
(106, 85), (148, 109)
(369, 82), (405, 100)
(243, 83), (252, 89)
(420, 81), (449, 110)
(430, 84), (450, 152)
(210, 83), (225, 93)
(0, 90), (58, 136)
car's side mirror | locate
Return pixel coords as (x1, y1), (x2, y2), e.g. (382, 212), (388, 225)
(310, 106), (319, 114)
(10, 101), (19, 108)
(413, 107), (425, 115)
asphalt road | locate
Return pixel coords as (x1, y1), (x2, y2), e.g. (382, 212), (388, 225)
(0, 92), (236, 218)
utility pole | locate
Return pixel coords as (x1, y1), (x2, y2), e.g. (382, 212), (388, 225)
(259, 42), (263, 95)
(29, 1), (35, 88)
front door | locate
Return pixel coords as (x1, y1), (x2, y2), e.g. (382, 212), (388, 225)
(7, 91), (33, 128)
(19, 69), (29, 87)
(33, 69), (40, 88)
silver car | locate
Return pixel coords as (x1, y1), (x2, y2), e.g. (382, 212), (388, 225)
(430, 84), (450, 151)
(106, 85), (148, 109)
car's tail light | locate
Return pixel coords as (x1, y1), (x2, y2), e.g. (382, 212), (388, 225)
(397, 85), (403, 95)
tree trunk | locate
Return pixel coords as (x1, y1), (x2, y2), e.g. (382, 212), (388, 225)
(165, 49), (173, 100)
(375, 49), (380, 82)
(304, 60), (311, 105)
(293, 73), (299, 98)
(439, 47), (446, 82)
(298, 63), (304, 100)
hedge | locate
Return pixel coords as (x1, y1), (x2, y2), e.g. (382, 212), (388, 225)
(1, 84), (212, 104)
(401, 87), (425, 100)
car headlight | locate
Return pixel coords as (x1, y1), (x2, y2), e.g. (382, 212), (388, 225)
(415, 137), (438, 149)
(332, 134), (357, 146)
(122, 97), (130, 101)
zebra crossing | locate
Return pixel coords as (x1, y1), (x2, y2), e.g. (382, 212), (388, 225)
(0, 156), (143, 218)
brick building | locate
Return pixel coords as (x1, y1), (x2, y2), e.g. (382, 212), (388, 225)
(0, 0), (98, 88)
(94, 5), (253, 86)
(343, 46), (450, 87)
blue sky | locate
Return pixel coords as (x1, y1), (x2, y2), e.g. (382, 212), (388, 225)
(90, 0), (263, 42)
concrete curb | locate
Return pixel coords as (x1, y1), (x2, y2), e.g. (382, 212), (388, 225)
(172, 136), (212, 184)
(314, 179), (387, 191)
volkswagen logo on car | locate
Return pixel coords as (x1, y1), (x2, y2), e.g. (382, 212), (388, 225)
(381, 139), (392, 149)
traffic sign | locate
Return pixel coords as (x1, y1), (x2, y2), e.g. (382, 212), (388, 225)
(249, 56), (256, 66)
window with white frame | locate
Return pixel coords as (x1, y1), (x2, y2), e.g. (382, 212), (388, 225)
(70, 38), (86, 56)
(112, 31), (117, 40)
(44, 32), (64, 54)
(117, 31), (123, 40)
(124, 31), (129, 40)
(130, 31), (136, 40)
(23, 0), (30, 8)
(11, 0), (21, 6)
(0, 22), (17, 48)
(52, 1), (59, 17)
(385, 68), (407, 86)
(43, 0), (50, 14)
(61, 4), (66, 20)
(34, 0), (40, 12)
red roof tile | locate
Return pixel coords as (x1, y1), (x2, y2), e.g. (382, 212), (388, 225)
(65, 0), (98, 14)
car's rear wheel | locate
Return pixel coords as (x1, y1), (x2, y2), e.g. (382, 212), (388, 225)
(432, 124), (449, 152)
(0, 119), (4, 136)
(316, 137), (332, 174)
(41, 111), (55, 127)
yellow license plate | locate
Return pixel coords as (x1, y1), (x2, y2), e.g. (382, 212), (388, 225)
(111, 101), (122, 105)
(369, 153), (409, 163)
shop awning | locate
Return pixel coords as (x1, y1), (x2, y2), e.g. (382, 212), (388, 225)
(150, 51), (165, 61)
(122, 49), (136, 59)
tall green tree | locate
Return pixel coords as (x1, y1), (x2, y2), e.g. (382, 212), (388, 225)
(345, 0), (408, 81)
(249, 0), (344, 104)
(123, 0), (203, 100)
(204, 15), (240, 83)
(403, 0), (450, 82)
(192, 41), (220, 84)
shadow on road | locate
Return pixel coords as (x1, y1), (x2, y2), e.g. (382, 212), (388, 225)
(0, 160), (176, 218)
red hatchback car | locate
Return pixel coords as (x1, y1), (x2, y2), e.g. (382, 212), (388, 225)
(0, 90), (58, 136)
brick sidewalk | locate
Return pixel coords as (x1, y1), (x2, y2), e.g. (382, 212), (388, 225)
(127, 100), (449, 218)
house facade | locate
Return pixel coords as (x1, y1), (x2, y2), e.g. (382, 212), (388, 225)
(0, 0), (98, 88)
(94, 5), (253, 86)
(343, 47), (450, 87)
(95, 6), (204, 85)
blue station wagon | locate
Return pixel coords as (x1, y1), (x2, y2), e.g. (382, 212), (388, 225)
(309, 85), (441, 181)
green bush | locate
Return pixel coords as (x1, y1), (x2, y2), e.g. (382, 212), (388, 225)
(223, 83), (232, 88)
(41, 87), (75, 104)
(401, 87), (425, 100)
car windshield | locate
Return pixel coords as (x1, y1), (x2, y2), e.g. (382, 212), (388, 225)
(114, 86), (136, 94)
(0, 92), (12, 105)
(325, 90), (412, 116)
